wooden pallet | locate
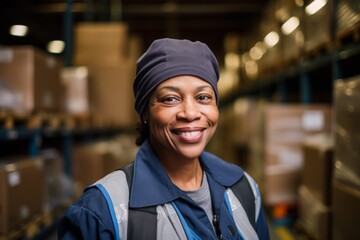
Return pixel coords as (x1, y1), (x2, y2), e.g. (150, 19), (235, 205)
(0, 213), (43, 240)
(0, 110), (78, 131)
(303, 40), (332, 60)
(0, 110), (122, 131)
(283, 51), (302, 69)
(0, 110), (42, 129)
(37, 112), (74, 130)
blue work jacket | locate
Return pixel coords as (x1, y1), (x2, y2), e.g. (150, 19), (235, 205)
(58, 140), (269, 239)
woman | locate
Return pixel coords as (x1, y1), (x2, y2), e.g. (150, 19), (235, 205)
(58, 38), (269, 239)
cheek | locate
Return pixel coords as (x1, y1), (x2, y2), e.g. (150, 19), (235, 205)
(149, 107), (175, 127)
(204, 106), (219, 125)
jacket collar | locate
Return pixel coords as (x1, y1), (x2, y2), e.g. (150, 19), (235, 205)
(129, 140), (244, 208)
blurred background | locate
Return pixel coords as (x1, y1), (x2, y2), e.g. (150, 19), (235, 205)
(0, 0), (359, 239)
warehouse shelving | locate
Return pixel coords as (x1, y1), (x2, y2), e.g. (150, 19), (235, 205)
(220, 41), (360, 107)
(0, 126), (129, 176)
(0, 123), (131, 240)
(220, 0), (360, 107)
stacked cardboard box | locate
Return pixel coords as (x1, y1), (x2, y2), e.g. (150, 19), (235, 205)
(73, 23), (129, 67)
(208, 99), (257, 167)
(0, 46), (63, 113)
(72, 23), (140, 128)
(72, 135), (137, 195)
(87, 63), (137, 127)
(60, 66), (89, 115)
(261, 103), (332, 205)
(298, 134), (333, 240)
(0, 157), (45, 234)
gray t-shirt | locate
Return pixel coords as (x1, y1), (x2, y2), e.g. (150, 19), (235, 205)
(185, 173), (214, 227)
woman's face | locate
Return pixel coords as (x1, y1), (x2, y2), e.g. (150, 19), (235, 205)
(147, 75), (219, 161)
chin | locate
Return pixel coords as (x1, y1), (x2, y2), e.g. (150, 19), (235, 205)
(177, 144), (206, 160)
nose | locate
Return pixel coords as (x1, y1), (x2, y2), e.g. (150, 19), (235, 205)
(177, 98), (201, 121)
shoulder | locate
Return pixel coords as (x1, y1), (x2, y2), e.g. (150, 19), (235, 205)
(93, 170), (128, 190)
(61, 170), (128, 229)
(67, 186), (110, 220)
(58, 187), (115, 239)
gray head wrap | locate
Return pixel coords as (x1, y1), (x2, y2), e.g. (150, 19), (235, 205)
(133, 38), (220, 119)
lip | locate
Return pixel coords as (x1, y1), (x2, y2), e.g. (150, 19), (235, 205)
(171, 127), (206, 142)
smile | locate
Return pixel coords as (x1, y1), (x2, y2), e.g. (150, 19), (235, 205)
(176, 130), (201, 137)
(171, 128), (206, 142)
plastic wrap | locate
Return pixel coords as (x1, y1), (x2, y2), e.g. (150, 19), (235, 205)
(334, 75), (360, 187)
(336, 0), (360, 35)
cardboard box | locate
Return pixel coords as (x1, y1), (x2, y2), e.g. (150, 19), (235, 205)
(298, 185), (331, 240)
(88, 63), (137, 128)
(0, 46), (63, 113)
(60, 66), (89, 115)
(72, 140), (133, 191)
(302, 134), (334, 205)
(264, 164), (301, 205)
(72, 144), (105, 189)
(127, 34), (144, 63)
(73, 22), (129, 67)
(262, 104), (333, 205)
(0, 157), (45, 233)
(332, 180), (360, 240)
(208, 99), (257, 166)
(265, 104), (332, 166)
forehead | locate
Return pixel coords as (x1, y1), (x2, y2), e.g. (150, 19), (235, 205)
(156, 75), (213, 89)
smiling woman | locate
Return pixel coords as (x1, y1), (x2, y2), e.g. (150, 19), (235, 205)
(58, 38), (270, 240)
(148, 76), (219, 169)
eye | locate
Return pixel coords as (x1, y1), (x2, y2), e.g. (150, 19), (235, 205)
(197, 94), (213, 103)
(161, 96), (180, 103)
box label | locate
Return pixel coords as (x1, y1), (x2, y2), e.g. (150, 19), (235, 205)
(7, 171), (21, 187)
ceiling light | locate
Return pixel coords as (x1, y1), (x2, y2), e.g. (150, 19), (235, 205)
(9, 25), (28, 37)
(249, 46), (263, 60)
(255, 42), (267, 54)
(249, 42), (267, 60)
(264, 31), (280, 48)
(281, 16), (300, 35)
(241, 52), (252, 64)
(225, 53), (240, 69)
(295, 0), (304, 7)
(305, 0), (327, 15)
(47, 40), (65, 54)
(245, 60), (258, 77)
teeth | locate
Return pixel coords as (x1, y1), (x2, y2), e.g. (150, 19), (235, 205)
(178, 131), (200, 136)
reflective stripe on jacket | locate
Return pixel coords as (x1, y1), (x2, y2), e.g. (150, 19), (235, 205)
(94, 170), (261, 240)
(58, 140), (269, 240)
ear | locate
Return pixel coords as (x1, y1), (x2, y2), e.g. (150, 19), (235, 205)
(142, 112), (149, 124)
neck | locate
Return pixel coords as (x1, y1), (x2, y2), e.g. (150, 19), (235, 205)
(160, 156), (203, 191)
